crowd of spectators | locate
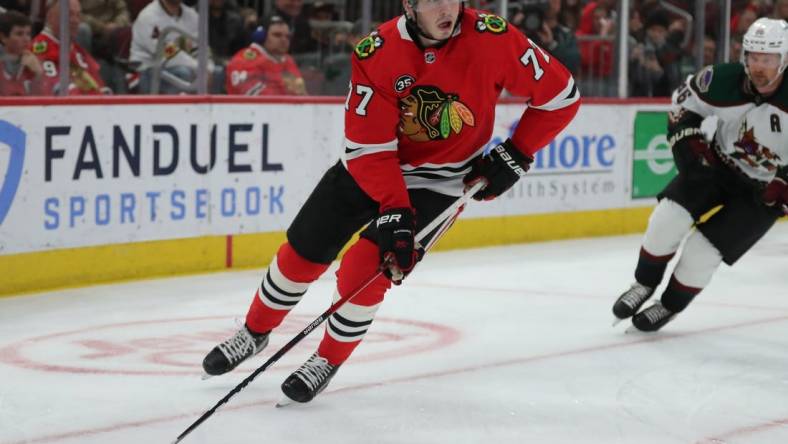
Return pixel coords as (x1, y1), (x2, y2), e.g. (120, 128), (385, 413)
(0, 0), (785, 97)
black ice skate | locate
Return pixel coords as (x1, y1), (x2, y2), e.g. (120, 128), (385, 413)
(612, 282), (654, 325)
(277, 353), (340, 406)
(202, 325), (269, 377)
(629, 301), (676, 332)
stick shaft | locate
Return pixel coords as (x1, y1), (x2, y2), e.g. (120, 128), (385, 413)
(173, 182), (483, 443)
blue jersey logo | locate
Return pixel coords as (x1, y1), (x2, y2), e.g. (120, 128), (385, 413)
(0, 120), (26, 225)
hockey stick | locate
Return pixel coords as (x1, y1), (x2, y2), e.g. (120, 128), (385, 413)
(172, 180), (485, 444)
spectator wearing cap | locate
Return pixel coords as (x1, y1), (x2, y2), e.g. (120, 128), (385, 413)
(629, 9), (682, 96)
(321, 18), (364, 95)
(31, 0), (109, 94)
(529, 0), (580, 74)
(309, 1), (344, 56)
(0, 10), (43, 95)
(273, 0), (315, 54)
(208, 0), (245, 64)
(225, 15), (305, 95)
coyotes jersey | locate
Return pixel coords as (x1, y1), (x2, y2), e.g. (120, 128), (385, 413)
(343, 8), (580, 211)
(225, 43), (306, 95)
(673, 63), (788, 184)
(31, 30), (108, 95)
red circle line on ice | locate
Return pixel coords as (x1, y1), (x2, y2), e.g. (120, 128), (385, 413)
(0, 315), (461, 376)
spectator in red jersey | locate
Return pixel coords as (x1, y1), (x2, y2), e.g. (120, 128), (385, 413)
(0, 10), (43, 95)
(577, 1), (614, 77)
(225, 15), (305, 95)
(31, 0), (110, 95)
(576, 1), (615, 95)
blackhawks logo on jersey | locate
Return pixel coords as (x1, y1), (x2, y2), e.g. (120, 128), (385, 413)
(32, 40), (47, 54)
(475, 13), (507, 34)
(732, 120), (781, 171)
(399, 86), (475, 142)
(354, 31), (383, 60)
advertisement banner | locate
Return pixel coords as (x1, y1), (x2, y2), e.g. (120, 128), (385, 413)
(0, 104), (343, 254)
(462, 103), (635, 218)
(0, 101), (663, 255)
(631, 111), (676, 199)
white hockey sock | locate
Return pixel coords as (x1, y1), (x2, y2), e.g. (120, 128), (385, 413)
(672, 230), (723, 289)
(642, 198), (694, 256)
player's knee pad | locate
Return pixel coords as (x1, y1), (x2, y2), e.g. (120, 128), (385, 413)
(672, 230), (722, 288)
(276, 242), (330, 283)
(256, 243), (329, 311)
(642, 198), (694, 256)
(336, 238), (392, 302)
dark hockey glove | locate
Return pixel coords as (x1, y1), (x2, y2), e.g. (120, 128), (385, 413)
(762, 176), (788, 215)
(668, 127), (716, 173)
(463, 139), (533, 201)
(376, 207), (419, 285)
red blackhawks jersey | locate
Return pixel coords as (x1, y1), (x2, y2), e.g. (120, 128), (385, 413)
(225, 43), (305, 95)
(31, 30), (108, 95)
(0, 64), (42, 96)
(343, 8), (580, 211)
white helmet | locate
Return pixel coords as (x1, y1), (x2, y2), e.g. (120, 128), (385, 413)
(741, 17), (788, 77)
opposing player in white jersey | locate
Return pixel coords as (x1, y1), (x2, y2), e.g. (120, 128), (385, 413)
(612, 17), (788, 332)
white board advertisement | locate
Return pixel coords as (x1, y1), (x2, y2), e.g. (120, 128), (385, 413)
(0, 101), (664, 254)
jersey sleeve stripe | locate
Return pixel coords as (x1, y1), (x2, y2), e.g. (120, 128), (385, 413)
(530, 78), (580, 111)
(343, 137), (398, 161)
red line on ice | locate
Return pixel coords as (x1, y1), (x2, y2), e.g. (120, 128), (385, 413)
(8, 314), (788, 444)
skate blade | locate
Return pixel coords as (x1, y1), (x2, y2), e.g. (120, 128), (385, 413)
(611, 316), (626, 327)
(275, 394), (297, 408)
(201, 373), (214, 381)
(624, 325), (652, 334)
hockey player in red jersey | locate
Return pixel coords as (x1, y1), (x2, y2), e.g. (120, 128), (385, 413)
(203, 0), (580, 404)
(31, 0), (109, 95)
(612, 18), (788, 332)
(225, 16), (307, 95)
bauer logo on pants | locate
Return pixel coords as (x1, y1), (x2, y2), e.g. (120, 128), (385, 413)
(0, 120), (26, 225)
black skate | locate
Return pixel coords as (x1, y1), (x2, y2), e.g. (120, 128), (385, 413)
(630, 302), (676, 332)
(202, 325), (269, 377)
(277, 353), (340, 406)
(612, 282), (654, 325)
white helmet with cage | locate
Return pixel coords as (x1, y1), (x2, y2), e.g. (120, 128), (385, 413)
(741, 17), (788, 78)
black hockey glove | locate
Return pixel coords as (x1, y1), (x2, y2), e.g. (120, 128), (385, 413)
(763, 171), (788, 215)
(667, 109), (716, 173)
(669, 128), (717, 172)
(463, 139), (533, 201)
(376, 207), (419, 285)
